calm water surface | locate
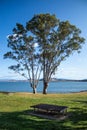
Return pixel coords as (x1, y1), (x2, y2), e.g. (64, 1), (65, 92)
(0, 81), (87, 93)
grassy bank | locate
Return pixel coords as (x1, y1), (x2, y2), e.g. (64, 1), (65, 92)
(0, 92), (87, 130)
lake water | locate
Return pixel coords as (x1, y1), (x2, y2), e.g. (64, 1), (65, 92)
(0, 81), (87, 93)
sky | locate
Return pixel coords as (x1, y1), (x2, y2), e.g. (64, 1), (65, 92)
(0, 0), (87, 80)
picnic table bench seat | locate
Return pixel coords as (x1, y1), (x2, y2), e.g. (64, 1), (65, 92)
(31, 104), (68, 115)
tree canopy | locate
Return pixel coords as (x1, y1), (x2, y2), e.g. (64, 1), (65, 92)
(4, 13), (85, 94)
(26, 14), (85, 94)
(4, 23), (42, 93)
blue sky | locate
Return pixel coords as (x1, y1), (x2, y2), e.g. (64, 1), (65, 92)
(0, 0), (87, 80)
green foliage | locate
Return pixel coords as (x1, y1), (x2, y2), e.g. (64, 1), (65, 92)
(26, 14), (59, 36)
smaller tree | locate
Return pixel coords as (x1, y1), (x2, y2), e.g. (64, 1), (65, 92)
(4, 23), (41, 94)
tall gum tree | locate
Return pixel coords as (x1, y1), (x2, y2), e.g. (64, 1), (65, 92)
(4, 23), (41, 94)
(26, 13), (85, 94)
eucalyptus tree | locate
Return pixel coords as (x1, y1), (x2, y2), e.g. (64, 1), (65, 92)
(4, 23), (41, 94)
(26, 13), (85, 94)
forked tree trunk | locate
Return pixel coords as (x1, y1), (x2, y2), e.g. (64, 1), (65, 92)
(30, 82), (37, 94)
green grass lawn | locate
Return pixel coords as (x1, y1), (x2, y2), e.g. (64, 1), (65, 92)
(0, 92), (87, 130)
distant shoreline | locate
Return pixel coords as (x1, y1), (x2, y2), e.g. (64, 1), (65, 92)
(0, 79), (87, 82)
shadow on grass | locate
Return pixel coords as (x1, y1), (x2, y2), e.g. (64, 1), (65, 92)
(0, 109), (87, 130)
(72, 100), (87, 104)
(70, 107), (87, 122)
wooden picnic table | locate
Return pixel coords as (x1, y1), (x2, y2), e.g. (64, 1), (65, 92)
(31, 104), (68, 115)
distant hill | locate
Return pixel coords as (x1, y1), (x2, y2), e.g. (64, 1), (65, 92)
(0, 78), (87, 82)
(39, 78), (87, 82)
(80, 79), (87, 82)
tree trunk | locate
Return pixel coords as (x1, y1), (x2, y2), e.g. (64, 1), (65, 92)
(33, 85), (37, 94)
(43, 81), (48, 94)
